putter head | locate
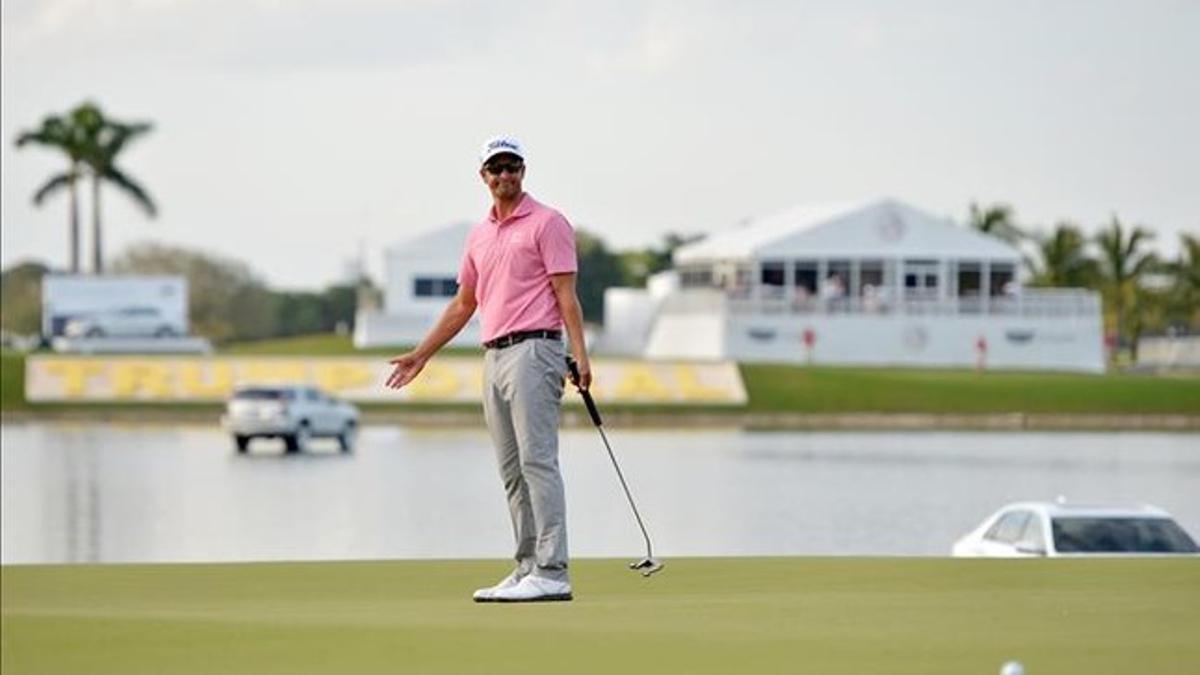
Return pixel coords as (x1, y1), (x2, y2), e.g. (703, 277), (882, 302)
(630, 557), (664, 577)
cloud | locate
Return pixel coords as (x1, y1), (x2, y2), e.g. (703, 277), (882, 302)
(578, 2), (755, 76)
(2, 0), (464, 69)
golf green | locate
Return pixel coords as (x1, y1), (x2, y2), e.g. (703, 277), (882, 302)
(3, 557), (1197, 674)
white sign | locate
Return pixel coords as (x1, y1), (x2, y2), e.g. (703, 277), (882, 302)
(41, 275), (188, 338)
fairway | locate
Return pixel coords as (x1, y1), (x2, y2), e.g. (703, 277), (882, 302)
(3, 558), (1197, 674)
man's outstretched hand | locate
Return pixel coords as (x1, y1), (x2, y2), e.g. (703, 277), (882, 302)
(386, 352), (428, 389)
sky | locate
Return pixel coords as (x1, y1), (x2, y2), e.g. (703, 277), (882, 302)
(3, 0), (1198, 290)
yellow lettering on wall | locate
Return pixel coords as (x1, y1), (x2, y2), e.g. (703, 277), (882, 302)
(112, 361), (174, 398)
(674, 366), (729, 401)
(38, 360), (106, 398)
(239, 361), (308, 384)
(179, 362), (234, 398)
(406, 362), (461, 399)
(313, 362), (376, 393)
(613, 365), (671, 401)
(26, 357), (744, 404)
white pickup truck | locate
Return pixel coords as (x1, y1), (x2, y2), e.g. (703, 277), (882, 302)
(222, 385), (360, 454)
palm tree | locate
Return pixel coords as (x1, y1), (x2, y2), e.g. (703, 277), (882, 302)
(1166, 233), (1200, 329)
(15, 102), (156, 275)
(82, 115), (157, 274)
(14, 111), (93, 273)
(968, 201), (1025, 245)
(1027, 222), (1098, 287)
(1094, 216), (1158, 361)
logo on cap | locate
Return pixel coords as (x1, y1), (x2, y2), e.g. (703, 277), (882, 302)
(489, 139), (520, 152)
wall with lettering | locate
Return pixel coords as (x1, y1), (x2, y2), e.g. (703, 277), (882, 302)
(25, 357), (748, 404)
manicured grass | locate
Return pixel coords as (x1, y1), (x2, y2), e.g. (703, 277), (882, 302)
(3, 557), (1197, 675)
(741, 364), (1200, 414)
(221, 333), (481, 357)
(1, 351), (28, 410)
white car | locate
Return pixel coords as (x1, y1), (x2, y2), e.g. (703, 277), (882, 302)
(952, 500), (1199, 557)
(222, 385), (360, 454)
(64, 306), (180, 338)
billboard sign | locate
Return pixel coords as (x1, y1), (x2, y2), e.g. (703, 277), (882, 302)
(41, 275), (188, 338)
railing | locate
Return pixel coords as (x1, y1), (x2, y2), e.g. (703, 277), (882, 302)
(659, 288), (1101, 318)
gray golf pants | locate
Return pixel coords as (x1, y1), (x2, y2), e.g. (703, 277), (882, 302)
(482, 337), (570, 582)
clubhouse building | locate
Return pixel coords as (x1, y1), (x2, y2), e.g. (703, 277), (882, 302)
(602, 198), (1104, 372)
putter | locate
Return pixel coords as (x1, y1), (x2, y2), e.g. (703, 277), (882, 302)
(566, 356), (664, 577)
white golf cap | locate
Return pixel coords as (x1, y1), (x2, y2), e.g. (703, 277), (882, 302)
(479, 135), (525, 166)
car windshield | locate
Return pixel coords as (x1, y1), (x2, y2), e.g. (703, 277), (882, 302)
(233, 389), (294, 401)
(1052, 517), (1199, 554)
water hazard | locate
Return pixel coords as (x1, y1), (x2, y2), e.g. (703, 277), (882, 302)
(2, 422), (1197, 564)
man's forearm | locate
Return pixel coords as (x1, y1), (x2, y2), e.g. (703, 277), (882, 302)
(560, 293), (588, 360)
(414, 299), (475, 358)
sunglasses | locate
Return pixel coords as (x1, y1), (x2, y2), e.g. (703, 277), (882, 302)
(484, 161), (524, 176)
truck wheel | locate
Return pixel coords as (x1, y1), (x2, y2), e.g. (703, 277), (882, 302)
(338, 422), (357, 453)
(234, 435), (251, 453)
(286, 424), (310, 454)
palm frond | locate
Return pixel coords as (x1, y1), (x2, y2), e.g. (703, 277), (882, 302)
(15, 115), (68, 147)
(103, 165), (158, 217)
(32, 172), (74, 205)
(96, 122), (153, 160)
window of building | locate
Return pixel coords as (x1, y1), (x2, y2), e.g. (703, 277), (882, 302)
(680, 266), (714, 288)
(761, 261), (786, 287)
(826, 260), (852, 293)
(724, 264), (754, 297)
(957, 262), (982, 297)
(860, 260), (884, 294)
(990, 263), (1015, 296)
(794, 261), (818, 294)
(414, 277), (459, 298)
(903, 259), (939, 297)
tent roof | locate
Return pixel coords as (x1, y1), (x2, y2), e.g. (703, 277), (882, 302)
(674, 198), (1022, 264)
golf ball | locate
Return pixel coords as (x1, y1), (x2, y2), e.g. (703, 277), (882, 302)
(1000, 661), (1025, 675)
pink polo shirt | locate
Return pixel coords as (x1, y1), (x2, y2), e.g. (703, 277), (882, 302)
(457, 193), (578, 343)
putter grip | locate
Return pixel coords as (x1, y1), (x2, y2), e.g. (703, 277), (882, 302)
(566, 357), (603, 427)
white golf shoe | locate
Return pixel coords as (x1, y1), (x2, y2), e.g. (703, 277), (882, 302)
(472, 570), (526, 603)
(488, 574), (573, 603)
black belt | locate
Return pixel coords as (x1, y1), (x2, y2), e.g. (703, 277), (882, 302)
(483, 329), (562, 350)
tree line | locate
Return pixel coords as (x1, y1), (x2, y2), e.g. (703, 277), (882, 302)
(967, 203), (1198, 359)
(0, 244), (371, 344)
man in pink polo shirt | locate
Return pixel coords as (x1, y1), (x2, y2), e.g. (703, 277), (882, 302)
(385, 135), (591, 603)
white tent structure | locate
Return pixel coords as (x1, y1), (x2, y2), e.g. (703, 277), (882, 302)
(354, 222), (481, 348)
(615, 198), (1104, 371)
(675, 198), (1020, 267)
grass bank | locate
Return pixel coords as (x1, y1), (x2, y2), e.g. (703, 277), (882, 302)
(4, 341), (1199, 420)
(3, 557), (1197, 675)
(740, 363), (1200, 414)
(220, 333), (481, 357)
